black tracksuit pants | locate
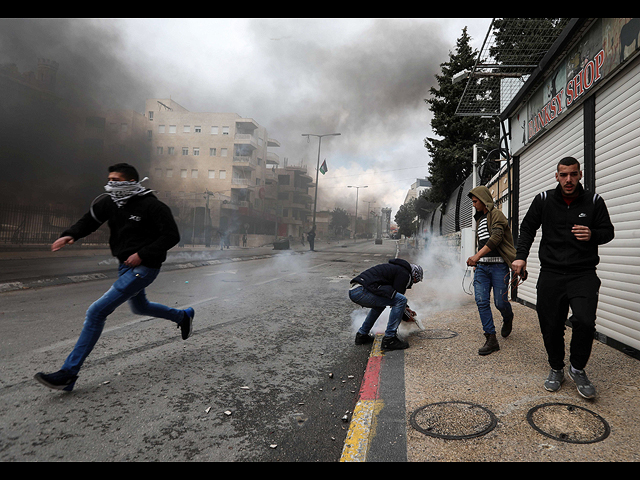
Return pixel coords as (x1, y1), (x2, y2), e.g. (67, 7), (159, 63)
(536, 270), (601, 371)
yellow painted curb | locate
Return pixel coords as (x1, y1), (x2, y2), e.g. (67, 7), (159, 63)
(340, 335), (384, 462)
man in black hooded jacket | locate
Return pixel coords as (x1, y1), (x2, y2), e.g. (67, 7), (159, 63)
(34, 163), (195, 392)
(349, 258), (423, 350)
(513, 157), (614, 399)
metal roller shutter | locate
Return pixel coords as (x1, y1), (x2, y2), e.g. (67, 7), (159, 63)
(594, 58), (640, 351)
(517, 106), (584, 305)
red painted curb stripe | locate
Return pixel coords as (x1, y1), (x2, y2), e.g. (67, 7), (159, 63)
(359, 355), (382, 401)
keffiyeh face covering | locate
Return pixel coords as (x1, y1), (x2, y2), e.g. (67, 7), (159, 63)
(104, 177), (152, 208)
(410, 264), (423, 284)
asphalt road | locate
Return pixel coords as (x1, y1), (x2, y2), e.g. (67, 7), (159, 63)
(0, 241), (396, 461)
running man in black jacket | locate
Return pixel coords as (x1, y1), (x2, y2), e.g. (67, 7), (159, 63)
(513, 157), (614, 399)
(349, 258), (423, 350)
(34, 163), (195, 392)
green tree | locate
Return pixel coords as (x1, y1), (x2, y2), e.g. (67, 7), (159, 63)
(329, 207), (350, 237)
(424, 27), (498, 206)
(394, 199), (417, 238)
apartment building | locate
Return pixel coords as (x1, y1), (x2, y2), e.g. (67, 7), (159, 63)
(145, 98), (282, 245)
(403, 178), (431, 204)
(275, 164), (314, 238)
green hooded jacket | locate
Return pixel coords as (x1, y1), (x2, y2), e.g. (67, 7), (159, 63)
(468, 185), (516, 268)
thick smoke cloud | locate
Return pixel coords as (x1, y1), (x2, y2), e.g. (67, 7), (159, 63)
(0, 19), (150, 206)
(240, 19), (453, 213)
(0, 18), (484, 214)
(0, 18), (147, 110)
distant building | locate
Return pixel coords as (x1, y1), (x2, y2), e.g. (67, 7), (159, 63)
(275, 163), (314, 239)
(0, 58), (59, 94)
(144, 98), (284, 245)
(403, 178), (431, 204)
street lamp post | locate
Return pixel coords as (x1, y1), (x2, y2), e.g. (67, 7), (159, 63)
(302, 133), (341, 236)
(347, 185), (367, 241)
(363, 200), (376, 236)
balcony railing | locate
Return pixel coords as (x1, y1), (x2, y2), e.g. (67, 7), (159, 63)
(234, 133), (257, 148)
(232, 156), (257, 168)
(231, 178), (252, 186)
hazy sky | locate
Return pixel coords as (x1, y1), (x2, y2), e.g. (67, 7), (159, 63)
(1, 17), (492, 215)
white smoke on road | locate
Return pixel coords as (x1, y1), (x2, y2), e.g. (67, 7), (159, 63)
(349, 236), (473, 337)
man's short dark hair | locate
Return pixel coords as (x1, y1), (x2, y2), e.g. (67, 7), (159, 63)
(557, 156), (580, 171)
(108, 163), (139, 181)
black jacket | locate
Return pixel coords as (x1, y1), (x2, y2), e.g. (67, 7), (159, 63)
(515, 183), (614, 274)
(61, 193), (180, 268)
(351, 258), (413, 298)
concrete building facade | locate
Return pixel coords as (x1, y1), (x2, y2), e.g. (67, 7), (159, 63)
(275, 164), (314, 239)
(144, 98), (283, 246)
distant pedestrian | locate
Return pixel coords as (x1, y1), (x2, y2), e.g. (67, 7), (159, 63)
(307, 226), (316, 251)
(466, 185), (516, 356)
(513, 157), (614, 399)
(34, 163), (194, 392)
(349, 258), (423, 350)
(220, 230), (230, 250)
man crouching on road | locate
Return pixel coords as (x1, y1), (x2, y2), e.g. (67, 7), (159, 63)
(349, 258), (423, 350)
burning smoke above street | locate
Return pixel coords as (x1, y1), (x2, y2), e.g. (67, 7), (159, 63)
(0, 18), (490, 215)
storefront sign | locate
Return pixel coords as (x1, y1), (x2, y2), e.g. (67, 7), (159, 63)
(510, 18), (640, 154)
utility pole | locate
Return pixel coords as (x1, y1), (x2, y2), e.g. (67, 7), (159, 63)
(347, 185), (367, 242)
(302, 133), (340, 234)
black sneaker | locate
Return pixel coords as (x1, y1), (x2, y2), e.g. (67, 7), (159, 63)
(544, 368), (564, 392)
(381, 335), (409, 351)
(179, 307), (194, 340)
(34, 370), (78, 392)
(355, 332), (374, 345)
(569, 367), (596, 399)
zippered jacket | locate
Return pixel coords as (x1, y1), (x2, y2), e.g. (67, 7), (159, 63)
(515, 183), (614, 274)
(468, 185), (516, 268)
(61, 193), (180, 268)
(351, 258), (413, 299)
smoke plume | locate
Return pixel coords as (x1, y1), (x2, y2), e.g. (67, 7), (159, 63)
(349, 236), (473, 337)
(0, 19), (151, 207)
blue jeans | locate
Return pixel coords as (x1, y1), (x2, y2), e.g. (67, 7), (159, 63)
(349, 285), (407, 337)
(473, 263), (513, 335)
(61, 264), (185, 375)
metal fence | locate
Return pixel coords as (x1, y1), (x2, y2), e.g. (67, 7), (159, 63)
(0, 202), (109, 247)
(423, 171), (480, 236)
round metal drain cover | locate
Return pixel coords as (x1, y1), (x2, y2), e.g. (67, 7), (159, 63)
(415, 329), (458, 339)
(410, 401), (497, 439)
(527, 403), (610, 444)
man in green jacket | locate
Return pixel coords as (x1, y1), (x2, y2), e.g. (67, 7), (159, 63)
(466, 185), (517, 355)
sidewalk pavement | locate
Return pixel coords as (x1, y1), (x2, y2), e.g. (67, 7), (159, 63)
(345, 281), (640, 462)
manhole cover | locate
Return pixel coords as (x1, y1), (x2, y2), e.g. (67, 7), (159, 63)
(410, 401), (497, 439)
(526, 403), (610, 444)
(415, 329), (458, 339)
